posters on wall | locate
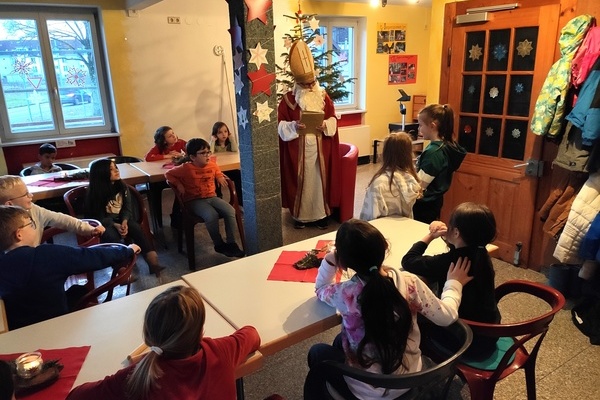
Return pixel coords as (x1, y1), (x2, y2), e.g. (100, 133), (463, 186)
(376, 22), (406, 54)
(388, 54), (417, 84)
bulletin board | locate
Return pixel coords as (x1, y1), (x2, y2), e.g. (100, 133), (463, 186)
(376, 22), (406, 54)
(388, 54), (417, 84)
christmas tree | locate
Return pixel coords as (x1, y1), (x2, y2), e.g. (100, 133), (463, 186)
(276, 8), (355, 102)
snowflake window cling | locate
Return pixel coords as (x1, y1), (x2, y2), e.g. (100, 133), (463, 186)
(515, 83), (524, 94)
(493, 43), (508, 61)
(489, 87), (499, 98)
(468, 85), (476, 95)
(512, 128), (521, 139)
(516, 39), (533, 57)
(485, 127), (494, 137)
(12, 58), (32, 76)
(66, 67), (87, 87)
(469, 44), (483, 61)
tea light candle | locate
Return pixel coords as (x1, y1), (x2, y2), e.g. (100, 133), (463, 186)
(16, 352), (43, 379)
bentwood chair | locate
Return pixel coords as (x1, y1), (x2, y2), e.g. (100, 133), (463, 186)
(19, 162), (79, 177)
(335, 142), (358, 223)
(311, 319), (473, 400)
(455, 280), (565, 400)
(167, 177), (246, 270)
(71, 243), (137, 310)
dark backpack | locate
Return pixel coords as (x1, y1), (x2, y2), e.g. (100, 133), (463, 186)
(572, 295), (600, 345)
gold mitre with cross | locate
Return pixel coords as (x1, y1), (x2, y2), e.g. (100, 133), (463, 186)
(289, 40), (315, 84)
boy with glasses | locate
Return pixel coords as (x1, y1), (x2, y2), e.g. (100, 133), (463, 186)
(165, 138), (244, 258)
(0, 205), (140, 329)
(0, 175), (105, 246)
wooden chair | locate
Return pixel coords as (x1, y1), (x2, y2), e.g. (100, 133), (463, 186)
(312, 319), (473, 400)
(20, 162), (79, 177)
(71, 243), (137, 310)
(455, 280), (566, 400)
(167, 177), (246, 270)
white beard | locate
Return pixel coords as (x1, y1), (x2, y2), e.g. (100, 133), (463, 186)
(295, 83), (325, 112)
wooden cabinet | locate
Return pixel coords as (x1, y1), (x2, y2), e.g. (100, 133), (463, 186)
(412, 95), (426, 121)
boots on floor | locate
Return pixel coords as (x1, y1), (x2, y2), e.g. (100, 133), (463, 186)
(145, 251), (165, 277)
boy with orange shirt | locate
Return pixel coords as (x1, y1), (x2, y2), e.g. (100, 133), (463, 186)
(165, 138), (244, 258)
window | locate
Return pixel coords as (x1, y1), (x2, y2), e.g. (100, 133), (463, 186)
(313, 17), (364, 111)
(0, 5), (115, 144)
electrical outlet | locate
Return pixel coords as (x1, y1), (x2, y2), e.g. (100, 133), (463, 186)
(167, 16), (181, 24)
(55, 139), (76, 148)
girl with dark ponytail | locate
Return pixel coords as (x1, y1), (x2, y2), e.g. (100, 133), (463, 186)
(305, 219), (472, 398)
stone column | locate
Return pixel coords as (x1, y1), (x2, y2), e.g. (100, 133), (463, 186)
(227, 0), (282, 254)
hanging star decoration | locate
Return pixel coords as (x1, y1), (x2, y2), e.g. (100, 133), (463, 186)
(468, 85), (476, 95)
(66, 67), (87, 86)
(245, 0), (272, 25)
(493, 43), (508, 61)
(12, 58), (32, 76)
(516, 39), (533, 57)
(247, 64), (275, 96)
(249, 42), (268, 68)
(512, 128), (521, 138)
(238, 106), (249, 129)
(229, 17), (243, 52)
(283, 37), (293, 50)
(515, 83), (524, 94)
(485, 127), (494, 137)
(233, 49), (244, 71)
(469, 44), (482, 61)
(254, 100), (273, 123)
(309, 16), (320, 31)
(234, 71), (244, 95)
(489, 87), (499, 99)
(313, 34), (324, 47)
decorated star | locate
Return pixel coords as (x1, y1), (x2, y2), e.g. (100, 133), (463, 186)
(247, 64), (275, 96)
(238, 106), (249, 129)
(245, 0), (271, 25)
(469, 44), (482, 61)
(468, 85), (476, 94)
(309, 16), (320, 31)
(313, 34), (324, 47)
(493, 44), (508, 61)
(516, 39), (533, 57)
(283, 37), (293, 50)
(489, 87), (499, 99)
(234, 71), (244, 95)
(485, 127), (494, 137)
(254, 100), (273, 123)
(233, 49), (244, 71)
(229, 18), (243, 52)
(512, 128), (521, 139)
(249, 42), (268, 68)
(515, 83), (524, 94)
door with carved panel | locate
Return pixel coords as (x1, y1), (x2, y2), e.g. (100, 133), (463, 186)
(441, 4), (561, 266)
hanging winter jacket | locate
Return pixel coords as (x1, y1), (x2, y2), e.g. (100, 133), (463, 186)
(531, 15), (594, 138)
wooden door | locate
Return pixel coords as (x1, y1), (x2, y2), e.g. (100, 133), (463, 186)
(440, 3), (561, 266)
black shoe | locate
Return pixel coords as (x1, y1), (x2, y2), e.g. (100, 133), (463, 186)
(294, 220), (306, 229)
(214, 243), (229, 255)
(315, 217), (328, 230)
(225, 243), (245, 258)
(170, 213), (181, 229)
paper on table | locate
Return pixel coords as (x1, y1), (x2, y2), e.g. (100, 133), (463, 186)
(300, 111), (325, 133)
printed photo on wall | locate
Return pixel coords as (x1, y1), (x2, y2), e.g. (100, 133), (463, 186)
(388, 54), (417, 85)
(377, 22), (407, 54)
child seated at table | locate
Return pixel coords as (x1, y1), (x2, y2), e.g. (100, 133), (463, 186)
(144, 125), (187, 162)
(29, 143), (62, 175)
(165, 138), (245, 258)
(0, 175), (105, 246)
(0, 205), (140, 330)
(360, 132), (421, 221)
(67, 285), (260, 400)
(209, 121), (243, 205)
(401, 202), (501, 358)
(304, 219), (472, 399)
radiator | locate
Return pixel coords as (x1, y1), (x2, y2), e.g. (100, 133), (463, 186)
(338, 125), (371, 156)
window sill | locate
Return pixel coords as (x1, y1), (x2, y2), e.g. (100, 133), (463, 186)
(0, 132), (120, 148)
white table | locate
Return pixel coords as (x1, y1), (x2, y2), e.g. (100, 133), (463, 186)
(0, 280), (262, 389)
(182, 216), (448, 356)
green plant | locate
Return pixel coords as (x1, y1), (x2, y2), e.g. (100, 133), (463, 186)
(276, 12), (355, 102)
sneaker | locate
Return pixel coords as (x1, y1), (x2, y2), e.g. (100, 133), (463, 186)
(294, 220), (306, 229)
(225, 243), (245, 258)
(315, 217), (328, 230)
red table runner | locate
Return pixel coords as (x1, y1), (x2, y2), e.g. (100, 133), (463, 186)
(0, 345), (91, 399)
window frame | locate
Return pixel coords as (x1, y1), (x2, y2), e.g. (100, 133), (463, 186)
(0, 5), (116, 145)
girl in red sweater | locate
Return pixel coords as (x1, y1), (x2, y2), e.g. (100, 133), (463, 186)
(67, 286), (260, 400)
(144, 126), (187, 162)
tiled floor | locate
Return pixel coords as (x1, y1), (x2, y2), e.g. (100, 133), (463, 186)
(89, 162), (599, 400)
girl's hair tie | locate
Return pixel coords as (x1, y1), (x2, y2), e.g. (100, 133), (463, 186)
(369, 266), (378, 273)
(150, 346), (163, 356)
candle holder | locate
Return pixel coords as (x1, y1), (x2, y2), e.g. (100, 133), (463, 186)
(16, 352), (43, 379)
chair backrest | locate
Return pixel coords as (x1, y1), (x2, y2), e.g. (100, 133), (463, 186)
(336, 142), (358, 222)
(40, 219), (101, 247)
(55, 162), (80, 170)
(72, 243), (136, 310)
(20, 167), (33, 177)
(319, 319), (472, 399)
(63, 185), (88, 218)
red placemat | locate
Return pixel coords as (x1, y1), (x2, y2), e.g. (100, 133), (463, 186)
(268, 240), (337, 283)
(0, 346), (91, 399)
(27, 179), (68, 188)
(162, 162), (176, 169)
